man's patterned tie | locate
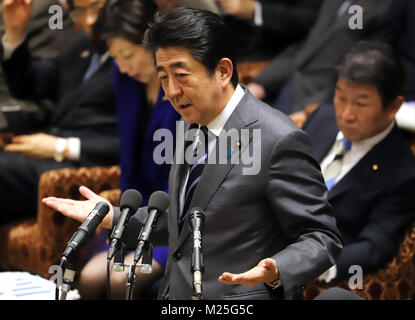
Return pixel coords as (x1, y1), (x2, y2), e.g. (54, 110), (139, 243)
(323, 138), (352, 190)
(179, 125), (209, 231)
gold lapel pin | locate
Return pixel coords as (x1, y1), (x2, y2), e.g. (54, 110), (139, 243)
(372, 164), (379, 171)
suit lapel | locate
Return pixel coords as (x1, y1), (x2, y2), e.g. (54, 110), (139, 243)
(314, 123), (338, 163)
(51, 55), (112, 125)
(49, 48), (91, 124)
(169, 121), (192, 238)
(328, 126), (399, 200)
(305, 104), (339, 162)
(175, 88), (258, 248)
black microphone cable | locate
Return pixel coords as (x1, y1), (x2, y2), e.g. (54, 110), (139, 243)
(106, 189), (142, 298)
(126, 191), (170, 300)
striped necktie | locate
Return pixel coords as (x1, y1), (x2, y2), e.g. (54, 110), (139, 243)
(323, 138), (352, 190)
(179, 125), (209, 231)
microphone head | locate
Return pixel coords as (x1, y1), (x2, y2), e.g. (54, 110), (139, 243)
(120, 189), (143, 212)
(189, 207), (205, 231)
(148, 191), (170, 214)
(92, 201), (110, 219)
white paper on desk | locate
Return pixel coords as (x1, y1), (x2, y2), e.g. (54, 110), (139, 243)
(0, 272), (80, 300)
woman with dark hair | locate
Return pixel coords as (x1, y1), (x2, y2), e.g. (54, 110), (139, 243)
(78, 0), (180, 299)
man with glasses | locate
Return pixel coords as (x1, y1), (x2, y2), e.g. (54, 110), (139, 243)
(0, 0), (119, 224)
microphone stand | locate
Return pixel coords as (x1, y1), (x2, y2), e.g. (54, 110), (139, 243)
(189, 208), (205, 300)
(191, 250), (204, 300)
(125, 263), (136, 301)
(125, 241), (153, 300)
(123, 190), (169, 300)
(56, 257), (77, 300)
(112, 242), (126, 272)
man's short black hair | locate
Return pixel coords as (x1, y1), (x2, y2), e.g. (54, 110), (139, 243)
(336, 41), (405, 109)
(144, 7), (239, 88)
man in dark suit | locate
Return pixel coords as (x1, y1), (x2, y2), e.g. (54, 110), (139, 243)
(0, 0), (118, 222)
(0, 0), (74, 132)
(247, 0), (394, 114)
(154, 0), (323, 62)
(215, 0), (323, 62)
(368, 0), (415, 102)
(44, 8), (342, 300)
(302, 41), (415, 282)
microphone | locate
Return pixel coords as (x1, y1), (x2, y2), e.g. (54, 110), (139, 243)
(62, 201), (110, 261)
(189, 207), (205, 300)
(107, 189), (143, 261)
(133, 191), (170, 265)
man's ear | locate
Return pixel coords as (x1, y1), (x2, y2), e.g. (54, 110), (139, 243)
(387, 95), (404, 121)
(215, 58), (233, 89)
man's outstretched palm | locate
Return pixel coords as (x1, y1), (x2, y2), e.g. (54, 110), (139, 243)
(42, 186), (114, 230)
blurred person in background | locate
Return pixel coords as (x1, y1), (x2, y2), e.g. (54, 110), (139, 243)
(0, 0), (74, 132)
(78, 0), (180, 299)
(154, 0), (323, 63)
(247, 0), (394, 114)
(0, 0), (119, 224)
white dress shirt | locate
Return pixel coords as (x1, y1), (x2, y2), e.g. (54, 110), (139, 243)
(320, 120), (395, 185)
(318, 120), (395, 283)
(178, 84), (282, 288)
(179, 84), (245, 215)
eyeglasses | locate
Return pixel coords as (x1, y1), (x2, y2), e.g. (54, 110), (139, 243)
(69, 0), (105, 22)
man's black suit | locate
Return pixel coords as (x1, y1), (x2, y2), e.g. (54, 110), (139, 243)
(368, 0), (415, 101)
(0, 0), (75, 131)
(0, 32), (119, 222)
(302, 104), (415, 281)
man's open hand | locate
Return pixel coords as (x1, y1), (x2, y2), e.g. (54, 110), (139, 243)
(219, 258), (279, 286)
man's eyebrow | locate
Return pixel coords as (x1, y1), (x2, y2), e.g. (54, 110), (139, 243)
(156, 62), (189, 73)
(156, 65), (165, 73)
(170, 61), (188, 69)
(356, 93), (369, 99)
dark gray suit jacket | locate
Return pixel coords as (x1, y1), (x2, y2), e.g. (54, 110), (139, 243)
(254, 0), (394, 113)
(115, 87), (343, 300)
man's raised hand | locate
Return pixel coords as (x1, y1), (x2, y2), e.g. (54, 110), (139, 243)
(2, 0), (33, 44)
